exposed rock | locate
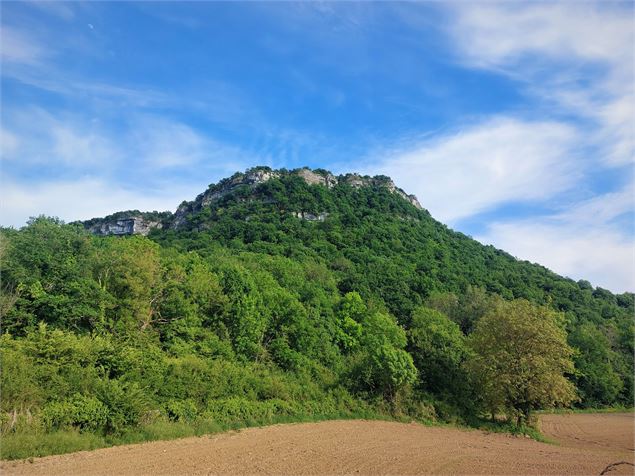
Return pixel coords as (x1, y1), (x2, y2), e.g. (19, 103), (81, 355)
(171, 168), (281, 229)
(294, 211), (329, 222)
(295, 168), (337, 188)
(340, 174), (423, 210)
(343, 173), (369, 188)
(171, 203), (192, 230)
(87, 216), (162, 236)
(245, 168), (279, 184)
(395, 190), (423, 210)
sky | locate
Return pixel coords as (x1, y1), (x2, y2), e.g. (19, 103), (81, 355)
(1, 1), (633, 293)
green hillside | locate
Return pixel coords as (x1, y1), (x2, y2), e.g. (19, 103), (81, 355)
(1, 166), (632, 458)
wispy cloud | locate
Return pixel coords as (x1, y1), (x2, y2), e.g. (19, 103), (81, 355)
(0, 177), (193, 228)
(0, 24), (46, 66)
(2, 107), (122, 169)
(1, 107), (255, 227)
(447, 1), (634, 167)
(476, 186), (635, 293)
(362, 117), (580, 223)
(24, 1), (76, 21)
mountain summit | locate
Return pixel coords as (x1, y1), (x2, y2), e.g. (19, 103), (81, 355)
(81, 167), (423, 236)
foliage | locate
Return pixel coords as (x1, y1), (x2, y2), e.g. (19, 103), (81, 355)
(407, 307), (467, 395)
(466, 299), (577, 424)
(0, 169), (632, 458)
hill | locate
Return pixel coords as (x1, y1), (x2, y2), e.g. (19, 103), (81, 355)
(1, 166), (632, 458)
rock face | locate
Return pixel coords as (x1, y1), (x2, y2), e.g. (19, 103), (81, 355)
(83, 166), (424, 236)
(342, 174), (423, 210)
(294, 211), (329, 222)
(87, 216), (162, 236)
(172, 168), (282, 229)
(294, 168), (337, 188)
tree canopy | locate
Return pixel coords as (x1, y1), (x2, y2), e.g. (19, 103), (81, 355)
(466, 299), (577, 424)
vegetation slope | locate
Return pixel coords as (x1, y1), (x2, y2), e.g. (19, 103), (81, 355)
(1, 167), (632, 459)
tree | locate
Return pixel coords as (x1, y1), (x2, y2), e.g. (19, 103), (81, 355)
(354, 307), (417, 402)
(407, 306), (467, 395)
(466, 299), (576, 425)
(426, 286), (499, 335)
(569, 323), (623, 406)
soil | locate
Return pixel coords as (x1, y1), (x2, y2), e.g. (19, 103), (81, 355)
(2, 413), (633, 475)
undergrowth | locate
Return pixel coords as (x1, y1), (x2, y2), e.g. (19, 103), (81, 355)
(0, 410), (387, 460)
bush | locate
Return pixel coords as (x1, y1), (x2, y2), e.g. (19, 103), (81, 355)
(203, 397), (301, 424)
(95, 380), (148, 433)
(165, 399), (198, 422)
(41, 394), (108, 432)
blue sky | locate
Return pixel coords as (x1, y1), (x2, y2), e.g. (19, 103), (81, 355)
(1, 1), (633, 292)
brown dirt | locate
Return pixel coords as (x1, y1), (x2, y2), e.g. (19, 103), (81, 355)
(2, 413), (633, 475)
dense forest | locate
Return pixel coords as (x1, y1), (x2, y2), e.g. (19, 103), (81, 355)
(1, 167), (633, 458)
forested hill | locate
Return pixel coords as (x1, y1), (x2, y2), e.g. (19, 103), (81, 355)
(1, 166), (633, 458)
(85, 166), (633, 327)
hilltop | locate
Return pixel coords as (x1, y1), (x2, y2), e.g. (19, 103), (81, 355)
(80, 167), (422, 235)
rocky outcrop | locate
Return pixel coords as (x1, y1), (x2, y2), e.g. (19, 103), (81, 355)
(341, 174), (423, 210)
(294, 211), (329, 221)
(294, 168), (337, 188)
(171, 168), (281, 229)
(83, 166), (424, 236)
(403, 193), (422, 209)
(87, 216), (162, 236)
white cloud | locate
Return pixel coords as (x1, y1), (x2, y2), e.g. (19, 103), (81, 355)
(0, 25), (45, 66)
(2, 107), (250, 173)
(555, 188), (634, 226)
(449, 3), (632, 69)
(2, 108), (122, 168)
(0, 107), (257, 227)
(447, 2), (634, 167)
(131, 119), (209, 169)
(363, 117), (580, 223)
(476, 188), (635, 293)
(0, 178), (193, 228)
(0, 128), (20, 156)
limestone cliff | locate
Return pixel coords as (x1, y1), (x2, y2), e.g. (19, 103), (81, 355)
(81, 211), (171, 236)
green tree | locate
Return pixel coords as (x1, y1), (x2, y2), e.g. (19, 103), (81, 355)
(348, 305), (417, 402)
(466, 299), (577, 425)
(407, 306), (467, 395)
(569, 323), (623, 406)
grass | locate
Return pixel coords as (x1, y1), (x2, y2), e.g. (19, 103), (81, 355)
(8, 404), (619, 461)
(0, 430), (106, 460)
(537, 406), (634, 415)
(468, 418), (554, 444)
(0, 409), (388, 461)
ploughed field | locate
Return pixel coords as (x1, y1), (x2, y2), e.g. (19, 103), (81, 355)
(3, 413), (633, 475)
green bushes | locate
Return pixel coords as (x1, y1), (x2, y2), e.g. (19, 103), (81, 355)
(165, 399), (198, 422)
(41, 395), (108, 431)
(203, 397), (301, 424)
(95, 380), (148, 433)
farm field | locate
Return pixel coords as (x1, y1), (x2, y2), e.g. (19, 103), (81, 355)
(2, 413), (633, 475)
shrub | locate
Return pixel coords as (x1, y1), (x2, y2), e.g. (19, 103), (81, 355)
(165, 399), (198, 422)
(203, 397), (300, 424)
(41, 394), (108, 431)
(95, 380), (148, 433)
